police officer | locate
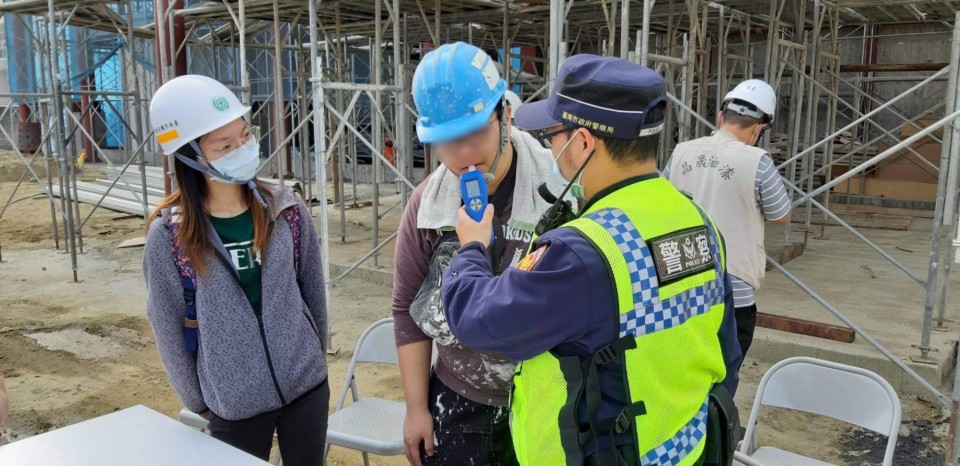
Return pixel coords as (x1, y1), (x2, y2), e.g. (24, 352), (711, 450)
(663, 79), (791, 360)
(441, 55), (742, 466)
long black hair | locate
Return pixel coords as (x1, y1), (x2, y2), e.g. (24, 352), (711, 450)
(148, 141), (273, 276)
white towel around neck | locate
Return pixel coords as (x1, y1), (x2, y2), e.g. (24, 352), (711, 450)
(416, 128), (572, 232)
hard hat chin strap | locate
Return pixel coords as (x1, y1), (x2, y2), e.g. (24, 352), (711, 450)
(483, 101), (510, 184)
(174, 141), (268, 208)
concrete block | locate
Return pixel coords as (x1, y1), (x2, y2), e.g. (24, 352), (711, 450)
(748, 331), (951, 399)
(751, 334), (821, 365)
(898, 361), (944, 396)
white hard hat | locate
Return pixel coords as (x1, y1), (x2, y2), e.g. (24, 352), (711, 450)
(149, 75), (251, 155)
(504, 90), (523, 112)
(723, 79), (776, 121)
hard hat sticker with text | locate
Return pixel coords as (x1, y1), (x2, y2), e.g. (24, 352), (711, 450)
(155, 120), (181, 144)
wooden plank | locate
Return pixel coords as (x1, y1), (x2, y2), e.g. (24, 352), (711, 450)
(831, 177), (939, 202)
(117, 237), (147, 249)
(839, 63), (947, 73)
(791, 211), (914, 231)
(756, 312), (856, 343)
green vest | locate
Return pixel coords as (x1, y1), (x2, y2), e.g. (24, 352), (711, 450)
(511, 177), (728, 466)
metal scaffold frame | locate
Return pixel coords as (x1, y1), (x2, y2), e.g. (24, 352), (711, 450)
(3, 0), (960, 462)
(0, 0), (156, 282)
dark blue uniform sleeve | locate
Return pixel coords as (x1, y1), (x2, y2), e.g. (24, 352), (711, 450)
(441, 234), (600, 361)
(719, 271), (743, 395)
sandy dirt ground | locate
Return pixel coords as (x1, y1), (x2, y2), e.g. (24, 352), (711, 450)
(0, 153), (950, 465)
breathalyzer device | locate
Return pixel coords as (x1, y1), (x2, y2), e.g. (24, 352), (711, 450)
(460, 166), (495, 245)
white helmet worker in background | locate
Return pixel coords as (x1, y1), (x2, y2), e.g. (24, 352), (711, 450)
(717, 79), (777, 146)
(663, 78), (790, 366)
(145, 75), (330, 466)
(503, 90), (523, 116)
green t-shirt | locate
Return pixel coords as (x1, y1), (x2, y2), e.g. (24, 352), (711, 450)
(209, 210), (262, 315)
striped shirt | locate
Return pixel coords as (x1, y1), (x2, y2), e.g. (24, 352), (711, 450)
(663, 153), (790, 307)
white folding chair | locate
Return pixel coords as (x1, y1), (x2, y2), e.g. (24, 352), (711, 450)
(324, 318), (406, 466)
(178, 409), (282, 465)
(736, 356), (901, 466)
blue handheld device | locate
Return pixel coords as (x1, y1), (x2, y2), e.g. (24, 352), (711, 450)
(461, 166), (495, 245)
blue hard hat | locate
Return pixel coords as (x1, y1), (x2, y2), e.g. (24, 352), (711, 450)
(412, 42), (507, 144)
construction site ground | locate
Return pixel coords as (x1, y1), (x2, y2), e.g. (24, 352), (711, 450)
(0, 156), (954, 465)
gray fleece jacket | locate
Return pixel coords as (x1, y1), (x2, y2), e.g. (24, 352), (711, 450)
(143, 184), (327, 421)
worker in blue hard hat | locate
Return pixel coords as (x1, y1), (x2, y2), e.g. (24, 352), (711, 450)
(391, 42), (571, 466)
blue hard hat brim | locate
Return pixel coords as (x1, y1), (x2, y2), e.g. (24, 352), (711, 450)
(513, 99), (562, 132)
(416, 97), (499, 144)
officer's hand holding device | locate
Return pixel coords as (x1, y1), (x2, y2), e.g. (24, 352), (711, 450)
(457, 166), (495, 248)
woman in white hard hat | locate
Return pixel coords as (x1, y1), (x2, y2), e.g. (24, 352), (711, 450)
(144, 75), (329, 465)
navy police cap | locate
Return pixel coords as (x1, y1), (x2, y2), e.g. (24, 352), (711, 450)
(514, 54), (666, 139)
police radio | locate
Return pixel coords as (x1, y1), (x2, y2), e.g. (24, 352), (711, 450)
(535, 183), (576, 236)
(461, 165), (495, 245)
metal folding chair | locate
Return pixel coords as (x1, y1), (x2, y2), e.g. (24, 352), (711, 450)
(324, 318), (406, 466)
(736, 356), (901, 466)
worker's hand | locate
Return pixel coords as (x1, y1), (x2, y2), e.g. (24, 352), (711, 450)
(455, 204), (494, 249)
(403, 408), (435, 466)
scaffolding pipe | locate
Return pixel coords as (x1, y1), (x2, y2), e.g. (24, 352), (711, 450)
(777, 67), (949, 171)
(47, 0), (78, 282)
(329, 231), (399, 287)
(795, 102), (946, 187)
(128, 3), (150, 225)
(918, 15), (960, 359)
(238, 0), (250, 105)
(619, 0), (629, 59)
(396, 0), (412, 214)
(58, 15), (84, 255)
(640, 0), (653, 66)
(767, 257), (949, 407)
(672, 90), (926, 287)
(793, 110), (960, 206)
(308, 0), (332, 342)
(780, 58), (941, 176)
(372, 0), (383, 267)
(548, 0), (562, 89)
(782, 180), (926, 285)
(273, 0), (286, 179)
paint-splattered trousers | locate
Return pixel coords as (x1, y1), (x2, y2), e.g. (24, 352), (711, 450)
(420, 373), (519, 466)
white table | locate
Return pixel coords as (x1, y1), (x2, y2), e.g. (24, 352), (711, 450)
(0, 405), (271, 465)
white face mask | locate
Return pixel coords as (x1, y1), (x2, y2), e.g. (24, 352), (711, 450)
(552, 134), (586, 200)
(208, 138), (261, 184)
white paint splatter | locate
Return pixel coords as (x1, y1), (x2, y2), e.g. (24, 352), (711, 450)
(435, 393), (446, 417)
